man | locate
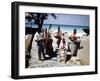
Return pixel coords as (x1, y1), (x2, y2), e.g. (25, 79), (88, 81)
(43, 28), (53, 57)
(55, 26), (62, 48)
(35, 29), (46, 60)
(67, 29), (81, 56)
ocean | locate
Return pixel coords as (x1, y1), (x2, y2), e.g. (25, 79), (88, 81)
(25, 23), (89, 37)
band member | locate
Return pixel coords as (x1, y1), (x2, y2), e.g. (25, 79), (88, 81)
(43, 26), (53, 54)
(55, 26), (62, 48)
(43, 28), (48, 54)
(68, 29), (81, 56)
(35, 29), (46, 60)
(58, 34), (67, 64)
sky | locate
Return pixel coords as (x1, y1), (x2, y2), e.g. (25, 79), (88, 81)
(25, 13), (89, 36)
(44, 14), (89, 26)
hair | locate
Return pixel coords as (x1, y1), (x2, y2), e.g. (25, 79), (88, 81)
(37, 28), (41, 33)
(73, 28), (77, 34)
(58, 26), (60, 32)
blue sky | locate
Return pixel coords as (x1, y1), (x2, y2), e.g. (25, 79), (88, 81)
(25, 13), (89, 36)
(44, 14), (89, 26)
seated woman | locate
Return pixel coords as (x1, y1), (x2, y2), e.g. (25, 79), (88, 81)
(57, 35), (67, 64)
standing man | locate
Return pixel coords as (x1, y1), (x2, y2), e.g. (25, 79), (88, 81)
(55, 26), (62, 48)
(35, 29), (46, 60)
(67, 29), (81, 56)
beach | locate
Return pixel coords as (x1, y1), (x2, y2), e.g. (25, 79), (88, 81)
(26, 30), (89, 68)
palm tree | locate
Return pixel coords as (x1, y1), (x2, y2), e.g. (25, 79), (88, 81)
(25, 12), (57, 54)
(26, 12), (56, 30)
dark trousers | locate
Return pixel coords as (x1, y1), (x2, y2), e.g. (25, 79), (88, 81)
(57, 37), (61, 48)
(38, 47), (45, 60)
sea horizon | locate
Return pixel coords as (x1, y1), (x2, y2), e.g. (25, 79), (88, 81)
(26, 23), (89, 36)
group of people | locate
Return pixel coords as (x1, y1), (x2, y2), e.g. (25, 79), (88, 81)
(35, 26), (81, 61)
(34, 27), (53, 60)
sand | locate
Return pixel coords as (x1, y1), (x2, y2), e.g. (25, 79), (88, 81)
(26, 31), (89, 68)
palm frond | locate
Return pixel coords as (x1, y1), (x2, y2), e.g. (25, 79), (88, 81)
(51, 13), (57, 19)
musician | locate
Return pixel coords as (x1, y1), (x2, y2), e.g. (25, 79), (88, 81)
(35, 29), (46, 60)
(68, 29), (81, 56)
(55, 26), (62, 48)
(43, 27), (53, 57)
